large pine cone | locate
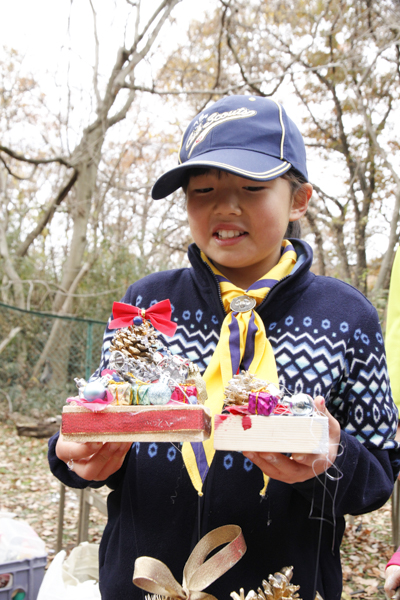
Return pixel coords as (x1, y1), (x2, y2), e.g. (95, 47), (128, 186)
(231, 567), (302, 600)
(109, 322), (158, 362)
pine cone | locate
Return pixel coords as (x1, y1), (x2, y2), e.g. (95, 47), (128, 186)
(257, 567), (301, 600)
(109, 322), (158, 363)
(224, 370), (267, 406)
(231, 567), (302, 600)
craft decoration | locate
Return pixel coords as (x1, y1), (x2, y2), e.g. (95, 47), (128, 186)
(220, 370), (315, 418)
(223, 372), (281, 408)
(108, 320), (159, 364)
(137, 540), (325, 600)
(66, 389), (114, 412)
(147, 381), (172, 405)
(213, 370), (329, 459)
(108, 381), (133, 406)
(109, 299), (177, 337)
(248, 391), (278, 416)
(231, 566), (300, 600)
(186, 363), (208, 405)
(62, 300), (211, 442)
(133, 525), (246, 600)
(286, 393), (314, 416)
(82, 380), (107, 401)
(69, 305), (205, 411)
(171, 385), (198, 404)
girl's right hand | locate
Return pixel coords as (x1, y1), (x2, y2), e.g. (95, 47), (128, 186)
(56, 436), (132, 481)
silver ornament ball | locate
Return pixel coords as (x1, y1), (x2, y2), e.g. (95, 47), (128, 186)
(83, 380), (107, 402)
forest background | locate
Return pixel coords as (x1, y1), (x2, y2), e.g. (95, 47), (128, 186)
(1, 0), (400, 417)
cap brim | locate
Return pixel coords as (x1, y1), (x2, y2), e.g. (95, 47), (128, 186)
(151, 149), (292, 199)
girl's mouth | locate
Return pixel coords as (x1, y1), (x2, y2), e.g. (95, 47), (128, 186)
(214, 230), (246, 239)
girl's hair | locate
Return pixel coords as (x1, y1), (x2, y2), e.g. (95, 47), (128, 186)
(281, 168), (308, 239)
(182, 167), (307, 239)
(181, 168), (213, 193)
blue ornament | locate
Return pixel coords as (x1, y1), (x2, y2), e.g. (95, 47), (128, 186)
(148, 383), (172, 405)
(83, 380), (107, 402)
(133, 316), (143, 326)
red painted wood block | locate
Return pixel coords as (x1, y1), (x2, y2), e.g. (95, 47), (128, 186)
(61, 404), (211, 442)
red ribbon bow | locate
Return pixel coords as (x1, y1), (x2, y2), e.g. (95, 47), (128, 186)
(109, 300), (177, 337)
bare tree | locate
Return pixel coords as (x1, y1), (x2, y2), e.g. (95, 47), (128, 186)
(155, 0), (400, 295)
(0, 0), (183, 385)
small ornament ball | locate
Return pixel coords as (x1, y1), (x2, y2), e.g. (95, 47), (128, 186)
(291, 393), (314, 415)
(83, 380), (107, 402)
(133, 316), (143, 326)
(148, 382), (172, 405)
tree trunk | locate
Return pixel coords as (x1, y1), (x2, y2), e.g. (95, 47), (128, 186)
(31, 128), (103, 387)
(31, 262), (91, 386)
(53, 130), (103, 313)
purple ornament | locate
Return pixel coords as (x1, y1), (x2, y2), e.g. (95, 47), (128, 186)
(248, 391), (279, 416)
(133, 316), (143, 326)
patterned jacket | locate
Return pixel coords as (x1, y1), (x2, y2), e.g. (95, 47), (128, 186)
(49, 239), (400, 600)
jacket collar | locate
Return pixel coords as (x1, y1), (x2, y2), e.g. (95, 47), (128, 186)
(187, 240), (315, 323)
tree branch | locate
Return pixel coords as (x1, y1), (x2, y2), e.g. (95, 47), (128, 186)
(16, 168), (79, 258)
(89, 0), (102, 109)
(0, 145), (72, 168)
(115, 0), (182, 88)
(122, 80), (263, 95)
(0, 154), (38, 181)
(0, 219), (25, 309)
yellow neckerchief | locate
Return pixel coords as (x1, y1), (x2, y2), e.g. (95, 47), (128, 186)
(182, 240), (297, 496)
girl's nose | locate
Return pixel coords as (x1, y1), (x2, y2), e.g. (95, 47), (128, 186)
(213, 191), (241, 214)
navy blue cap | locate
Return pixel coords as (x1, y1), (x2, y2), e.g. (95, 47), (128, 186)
(151, 95), (308, 199)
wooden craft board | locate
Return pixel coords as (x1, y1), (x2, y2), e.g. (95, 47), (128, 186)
(61, 404), (211, 442)
(213, 414), (329, 454)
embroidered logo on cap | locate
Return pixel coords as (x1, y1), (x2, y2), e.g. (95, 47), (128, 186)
(184, 107), (257, 158)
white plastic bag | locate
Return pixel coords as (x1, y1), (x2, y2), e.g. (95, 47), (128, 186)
(0, 517), (46, 562)
(37, 542), (100, 600)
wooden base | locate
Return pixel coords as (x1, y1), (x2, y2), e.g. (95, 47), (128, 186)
(213, 414), (329, 454)
(61, 404), (211, 442)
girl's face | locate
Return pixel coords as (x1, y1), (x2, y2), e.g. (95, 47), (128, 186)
(186, 170), (311, 289)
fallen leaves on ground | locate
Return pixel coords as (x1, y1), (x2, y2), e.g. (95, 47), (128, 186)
(0, 420), (107, 562)
(0, 420), (397, 599)
(341, 505), (395, 599)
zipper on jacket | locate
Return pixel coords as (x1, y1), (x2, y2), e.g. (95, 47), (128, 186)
(202, 258), (292, 316)
(202, 260), (226, 316)
(257, 273), (292, 313)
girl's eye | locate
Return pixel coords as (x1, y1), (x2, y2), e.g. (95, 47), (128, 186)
(244, 186), (265, 192)
(194, 187), (214, 193)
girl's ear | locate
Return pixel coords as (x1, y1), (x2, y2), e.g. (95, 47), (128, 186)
(289, 183), (312, 221)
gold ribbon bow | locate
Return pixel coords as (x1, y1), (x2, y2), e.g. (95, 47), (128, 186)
(133, 524), (246, 600)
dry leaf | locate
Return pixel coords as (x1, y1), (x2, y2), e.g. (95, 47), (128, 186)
(0, 418), (394, 600)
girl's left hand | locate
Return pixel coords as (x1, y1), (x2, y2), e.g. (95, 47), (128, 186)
(385, 565), (400, 598)
(242, 396), (341, 484)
